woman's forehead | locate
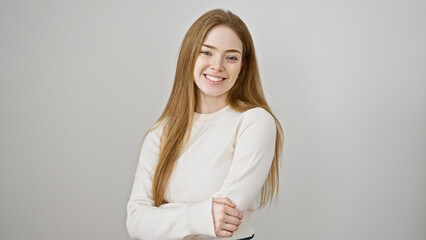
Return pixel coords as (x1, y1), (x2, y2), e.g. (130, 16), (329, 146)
(202, 25), (243, 53)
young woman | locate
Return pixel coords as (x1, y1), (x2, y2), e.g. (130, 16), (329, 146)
(127, 8), (284, 240)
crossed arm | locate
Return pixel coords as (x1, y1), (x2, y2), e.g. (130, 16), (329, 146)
(126, 109), (276, 239)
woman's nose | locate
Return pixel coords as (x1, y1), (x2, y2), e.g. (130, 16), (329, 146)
(209, 56), (224, 71)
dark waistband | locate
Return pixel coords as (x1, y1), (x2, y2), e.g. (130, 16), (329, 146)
(237, 233), (255, 240)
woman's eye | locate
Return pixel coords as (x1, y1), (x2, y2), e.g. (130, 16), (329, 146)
(227, 56), (238, 61)
(201, 51), (211, 56)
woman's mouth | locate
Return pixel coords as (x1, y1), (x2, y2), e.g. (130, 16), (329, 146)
(203, 74), (226, 82)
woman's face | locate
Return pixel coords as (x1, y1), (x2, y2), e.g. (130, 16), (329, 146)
(193, 25), (243, 104)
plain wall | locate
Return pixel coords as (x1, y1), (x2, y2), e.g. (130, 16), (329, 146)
(1, 0), (425, 239)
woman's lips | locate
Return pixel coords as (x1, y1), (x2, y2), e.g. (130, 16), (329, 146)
(204, 73), (227, 79)
(203, 73), (226, 82)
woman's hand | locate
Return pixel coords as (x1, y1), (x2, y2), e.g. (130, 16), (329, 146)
(212, 197), (243, 238)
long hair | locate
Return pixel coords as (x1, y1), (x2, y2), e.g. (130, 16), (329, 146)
(142, 8), (284, 208)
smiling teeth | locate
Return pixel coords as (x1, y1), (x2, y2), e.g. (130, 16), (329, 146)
(205, 74), (224, 82)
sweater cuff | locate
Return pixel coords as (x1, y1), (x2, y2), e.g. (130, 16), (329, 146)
(187, 197), (216, 237)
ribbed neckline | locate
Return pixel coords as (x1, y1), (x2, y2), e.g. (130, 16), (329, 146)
(193, 104), (231, 122)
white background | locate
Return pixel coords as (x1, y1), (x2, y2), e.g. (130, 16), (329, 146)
(1, 0), (425, 239)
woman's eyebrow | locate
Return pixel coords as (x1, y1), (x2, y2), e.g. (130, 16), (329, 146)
(202, 44), (241, 54)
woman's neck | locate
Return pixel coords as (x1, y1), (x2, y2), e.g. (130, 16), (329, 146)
(195, 94), (228, 114)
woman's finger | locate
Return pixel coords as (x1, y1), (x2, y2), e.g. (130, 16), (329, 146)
(222, 197), (236, 208)
(213, 197), (235, 208)
(224, 204), (243, 219)
(224, 214), (242, 226)
(221, 222), (238, 232)
(216, 229), (234, 238)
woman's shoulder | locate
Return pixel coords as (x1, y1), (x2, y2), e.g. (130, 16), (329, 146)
(240, 106), (274, 121)
(232, 106), (277, 140)
(143, 119), (165, 145)
(235, 106), (276, 129)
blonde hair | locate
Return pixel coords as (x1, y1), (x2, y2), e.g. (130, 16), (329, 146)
(140, 8), (284, 208)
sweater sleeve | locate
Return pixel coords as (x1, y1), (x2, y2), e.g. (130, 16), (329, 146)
(212, 108), (277, 212)
(126, 126), (217, 240)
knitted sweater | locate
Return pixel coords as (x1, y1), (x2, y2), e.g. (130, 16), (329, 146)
(126, 104), (277, 240)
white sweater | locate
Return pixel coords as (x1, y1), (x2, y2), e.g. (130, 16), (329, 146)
(126, 104), (277, 240)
